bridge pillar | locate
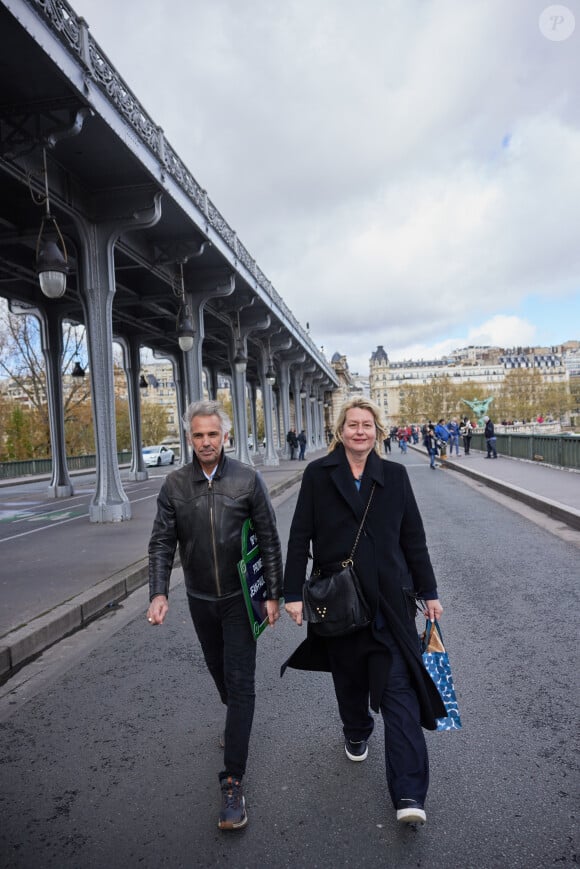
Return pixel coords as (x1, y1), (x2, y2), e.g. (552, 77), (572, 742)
(256, 340), (279, 467)
(75, 193), (162, 522)
(292, 368), (304, 433)
(117, 335), (148, 482)
(9, 301), (74, 498)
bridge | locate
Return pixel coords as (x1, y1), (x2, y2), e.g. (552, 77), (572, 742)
(0, 0), (339, 521)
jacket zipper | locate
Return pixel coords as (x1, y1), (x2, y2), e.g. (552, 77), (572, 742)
(208, 477), (222, 595)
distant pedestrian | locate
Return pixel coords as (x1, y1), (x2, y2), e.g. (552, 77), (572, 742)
(424, 424), (438, 469)
(460, 418), (473, 455)
(286, 428), (299, 460)
(397, 426), (408, 454)
(383, 433), (391, 454)
(297, 429), (307, 460)
(447, 419), (460, 456)
(484, 416), (497, 458)
(434, 419), (449, 458)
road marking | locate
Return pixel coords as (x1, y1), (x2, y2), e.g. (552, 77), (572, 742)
(0, 490), (160, 543)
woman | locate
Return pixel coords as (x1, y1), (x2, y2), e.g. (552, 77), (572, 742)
(283, 397), (446, 826)
(460, 417), (473, 455)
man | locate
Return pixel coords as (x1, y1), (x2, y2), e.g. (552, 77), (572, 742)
(147, 400), (282, 831)
(484, 415), (497, 458)
(447, 418), (460, 456)
(434, 418), (449, 458)
(286, 428), (299, 459)
(297, 429), (307, 460)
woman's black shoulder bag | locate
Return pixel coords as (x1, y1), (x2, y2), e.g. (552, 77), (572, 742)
(302, 483), (375, 637)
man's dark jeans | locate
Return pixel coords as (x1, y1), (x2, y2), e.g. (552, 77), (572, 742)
(187, 592), (256, 780)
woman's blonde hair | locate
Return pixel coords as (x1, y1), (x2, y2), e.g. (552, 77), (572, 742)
(329, 396), (387, 456)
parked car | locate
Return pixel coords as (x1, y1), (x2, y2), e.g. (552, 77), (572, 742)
(142, 445), (175, 467)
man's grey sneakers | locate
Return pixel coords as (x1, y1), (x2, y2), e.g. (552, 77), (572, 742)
(396, 799), (426, 825)
(218, 776), (247, 830)
(344, 738), (369, 761)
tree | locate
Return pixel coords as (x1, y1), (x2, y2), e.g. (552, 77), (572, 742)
(497, 368), (543, 422)
(0, 302), (91, 458)
(140, 402), (169, 446)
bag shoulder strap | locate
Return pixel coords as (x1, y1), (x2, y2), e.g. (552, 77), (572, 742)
(345, 482), (376, 564)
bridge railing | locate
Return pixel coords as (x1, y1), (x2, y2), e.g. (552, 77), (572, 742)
(0, 451), (132, 480)
(469, 433), (580, 470)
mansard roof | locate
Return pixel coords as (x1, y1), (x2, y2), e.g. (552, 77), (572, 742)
(370, 345), (389, 363)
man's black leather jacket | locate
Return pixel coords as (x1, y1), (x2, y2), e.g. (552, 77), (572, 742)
(148, 451), (282, 601)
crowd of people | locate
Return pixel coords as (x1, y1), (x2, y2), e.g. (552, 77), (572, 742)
(383, 417), (488, 466)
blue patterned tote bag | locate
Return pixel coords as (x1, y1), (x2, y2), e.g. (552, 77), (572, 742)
(421, 619), (462, 731)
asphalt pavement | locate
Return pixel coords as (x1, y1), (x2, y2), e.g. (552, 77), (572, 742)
(0, 448), (577, 868)
(0, 444), (578, 684)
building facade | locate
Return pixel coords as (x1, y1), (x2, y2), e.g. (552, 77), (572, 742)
(369, 343), (577, 426)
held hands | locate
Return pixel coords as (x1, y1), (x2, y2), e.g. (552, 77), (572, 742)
(284, 601), (303, 626)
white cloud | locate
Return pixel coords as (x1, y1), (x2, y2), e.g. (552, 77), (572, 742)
(71, 0), (580, 375)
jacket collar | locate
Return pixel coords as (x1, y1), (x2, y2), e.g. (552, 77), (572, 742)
(321, 444), (384, 519)
(191, 449), (226, 481)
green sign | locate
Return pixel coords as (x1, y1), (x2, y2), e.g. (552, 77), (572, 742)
(237, 518), (269, 640)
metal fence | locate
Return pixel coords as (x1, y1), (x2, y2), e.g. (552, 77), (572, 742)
(470, 433), (580, 470)
(0, 452), (133, 480)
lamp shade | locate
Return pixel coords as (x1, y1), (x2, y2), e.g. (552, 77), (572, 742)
(177, 307), (195, 352)
(37, 240), (68, 299)
(265, 366), (276, 385)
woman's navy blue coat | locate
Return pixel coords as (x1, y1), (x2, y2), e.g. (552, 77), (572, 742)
(282, 444), (446, 729)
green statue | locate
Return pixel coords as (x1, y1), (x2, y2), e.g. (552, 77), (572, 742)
(461, 396), (494, 425)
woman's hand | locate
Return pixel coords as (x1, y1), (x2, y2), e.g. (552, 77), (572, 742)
(424, 598), (443, 622)
(284, 601), (303, 626)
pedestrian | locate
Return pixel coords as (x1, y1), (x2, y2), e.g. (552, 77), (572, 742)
(447, 418), (460, 456)
(287, 428), (299, 460)
(460, 417), (473, 455)
(297, 429), (307, 460)
(147, 399), (283, 831)
(383, 433), (391, 454)
(484, 415), (497, 458)
(397, 426), (408, 454)
(425, 424), (438, 469)
(282, 396), (446, 828)
(434, 419), (449, 458)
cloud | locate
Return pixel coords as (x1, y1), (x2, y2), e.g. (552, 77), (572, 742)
(72, 0), (580, 376)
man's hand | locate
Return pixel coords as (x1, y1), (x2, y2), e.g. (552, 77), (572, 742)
(147, 594), (168, 625)
(284, 601), (303, 626)
(266, 599), (280, 627)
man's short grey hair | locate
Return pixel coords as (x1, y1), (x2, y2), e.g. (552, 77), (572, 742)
(182, 400), (231, 435)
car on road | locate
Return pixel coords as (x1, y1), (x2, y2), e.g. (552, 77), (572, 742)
(142, 445), (175, 467)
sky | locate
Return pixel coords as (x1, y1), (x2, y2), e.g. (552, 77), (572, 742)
(70, 0), (580, 375)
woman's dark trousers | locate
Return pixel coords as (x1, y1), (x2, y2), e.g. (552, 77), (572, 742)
(326, 629), (429, 808)
(187, 593), (256, 781)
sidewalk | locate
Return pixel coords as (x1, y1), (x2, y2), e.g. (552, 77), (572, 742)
(409, 442), (580, 530)
(0, 452), (313, 683)
(2, 445), (578, 683)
